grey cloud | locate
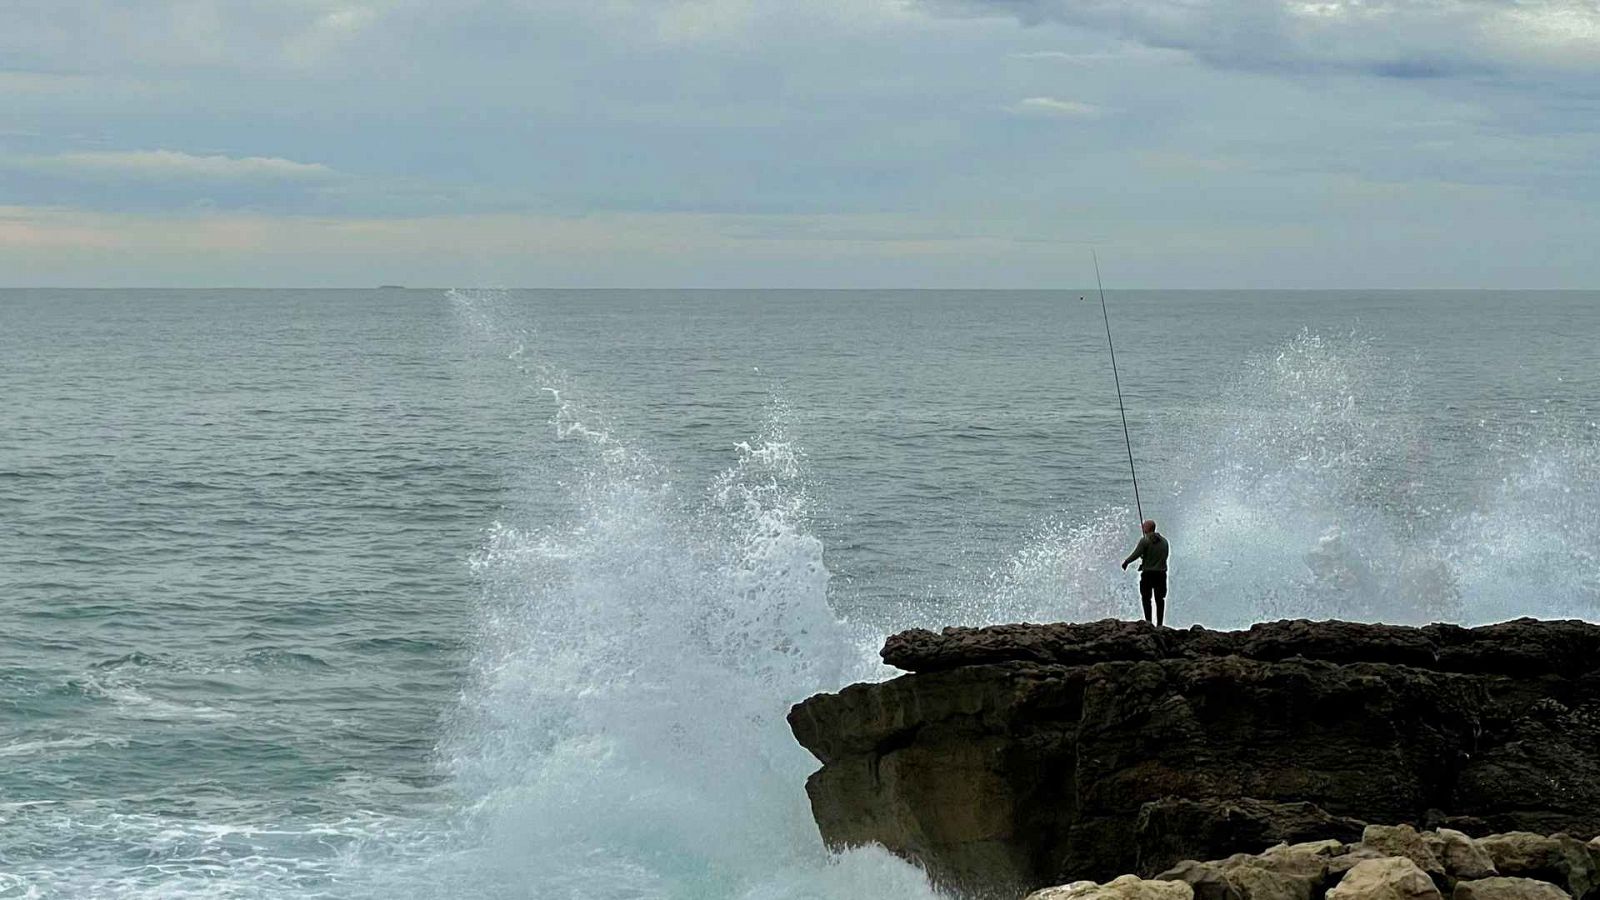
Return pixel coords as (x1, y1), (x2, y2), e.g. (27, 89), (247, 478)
(922, 0), (1600, 76)
(3, 0), (1599, 287)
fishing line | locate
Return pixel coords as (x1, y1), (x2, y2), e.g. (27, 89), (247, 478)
(1093, 250), (1144, 523)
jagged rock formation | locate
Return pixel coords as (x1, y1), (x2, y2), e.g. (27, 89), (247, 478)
(1023, 826), (1600, 900)
(787, 618), (1600, 897)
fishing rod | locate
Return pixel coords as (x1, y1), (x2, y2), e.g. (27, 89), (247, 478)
(1092, 250), (1144, 524)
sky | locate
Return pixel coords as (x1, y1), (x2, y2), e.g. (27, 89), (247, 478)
(2, 0), (1598, 288)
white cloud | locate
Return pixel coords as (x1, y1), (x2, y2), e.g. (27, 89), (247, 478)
(23, 150), (336, 181)
(1489, 3), (1600, 67)
(1009, 96), (1102, 117)
(282, 5), (382, 67)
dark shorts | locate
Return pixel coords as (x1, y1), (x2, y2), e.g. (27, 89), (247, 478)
(1140, 571), (1167, 602)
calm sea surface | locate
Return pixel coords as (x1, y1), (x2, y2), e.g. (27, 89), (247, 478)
(2, 289), (1597, 898)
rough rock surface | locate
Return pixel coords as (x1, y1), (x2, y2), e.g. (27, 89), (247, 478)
(1138, 800), (1367, 876)
(1477, 834), (1599, 900)
(1157, 861), (1244, 900)
(1453, 878), (1572, 900)
(1042, 829), (1592, 900)
(788, 618), (1600, 894)
(1218, 861), (1317, 900)
(1426, 830), (1500, 882)
(1326, 858), (1444, 900)
(1362, 826), (1448, 886)
(1027, 874), (1195, 900)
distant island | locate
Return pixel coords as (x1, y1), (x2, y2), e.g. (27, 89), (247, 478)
(377, 284), (406, 289)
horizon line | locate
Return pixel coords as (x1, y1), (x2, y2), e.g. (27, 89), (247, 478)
(2, 286), (1597, 293)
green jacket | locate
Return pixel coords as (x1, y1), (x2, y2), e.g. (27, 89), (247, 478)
(1123, 533), (1169, 573)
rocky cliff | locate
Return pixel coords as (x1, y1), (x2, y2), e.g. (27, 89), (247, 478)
(787, 619), (1600, 897)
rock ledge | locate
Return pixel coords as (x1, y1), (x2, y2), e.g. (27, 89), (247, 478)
(789, 618), (1600, 895)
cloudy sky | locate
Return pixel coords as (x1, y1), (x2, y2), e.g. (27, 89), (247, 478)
(2, 0), (1597, 287)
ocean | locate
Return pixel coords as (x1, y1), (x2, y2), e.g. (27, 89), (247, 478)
(2, 288), (1597, 898)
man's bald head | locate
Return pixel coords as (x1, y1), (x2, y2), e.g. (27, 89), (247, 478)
(1142, 519), (1157, 534)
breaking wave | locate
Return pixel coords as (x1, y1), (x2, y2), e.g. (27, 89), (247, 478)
(408, 289), (943, 899)
(981, 331), (1600, 628)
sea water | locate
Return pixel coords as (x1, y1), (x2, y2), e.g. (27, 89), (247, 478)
(1, 289), (1597, 898)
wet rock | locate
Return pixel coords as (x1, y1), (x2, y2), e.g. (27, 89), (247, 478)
(1362, 825), (1447, 885)
(1253, 841), (1344, 881)
(1156, 861), (1244, 900)
(791, 618), (1600, 893)
(1327, 858), (1444, 900)
(1137, 800), (1368, 878)
(1281, 840), (1351, 859)
(1222, 863), (1317, 900)
(1331, 848), (1398, 881)
(876, 618), (1600, 679)
(1028, 874), (1196, 900)
(1477, 833), (1599, 900)
(1452, 879), (1571, 900)
(1424, 830), (1499, 882)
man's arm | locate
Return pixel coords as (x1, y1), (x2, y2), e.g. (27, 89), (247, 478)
(1121, 536), (1147, 570)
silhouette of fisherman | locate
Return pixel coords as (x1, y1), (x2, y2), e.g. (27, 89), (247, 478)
(1121, 519), (1170, 626)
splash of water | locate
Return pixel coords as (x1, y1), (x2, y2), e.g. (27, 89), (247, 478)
(1442, 421), (1600, 621)
(980, 330), (1600, 628)
(390, 310), (1597, 900)
(415, 290), (941, 899)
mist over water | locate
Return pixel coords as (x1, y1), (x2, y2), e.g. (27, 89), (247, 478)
(2, 288), (1596, 898)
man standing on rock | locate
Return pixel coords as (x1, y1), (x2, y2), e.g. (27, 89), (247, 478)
(1121, 520), (1170, 626)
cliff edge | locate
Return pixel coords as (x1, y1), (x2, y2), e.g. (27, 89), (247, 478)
(787, 618), (1600, 897)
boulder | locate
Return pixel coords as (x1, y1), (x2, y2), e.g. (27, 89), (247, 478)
(1424, 830), (1499, 881)
(1331, 845), (1395, 877)
(1281, 840), (1351, 859)
(1032, 881), (1102, 900)
(1156, 861), (1244, 900)
(1362, 825), (1448, 885)
(1254, 841), (1345, 880)
(1028, 874), (1196, 900)
(1331, 848), (1399, 880)
(1222, 864), (1317, 900)
(1453, 878), (1571, 900)
(1477, 833), (1599, 900)
(1327, 858), (1444, 900)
